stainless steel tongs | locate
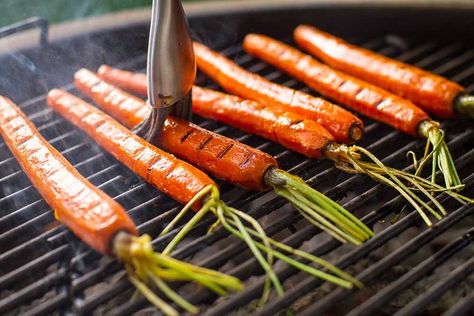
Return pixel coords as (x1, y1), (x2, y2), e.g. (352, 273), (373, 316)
(135, 0), (195, 141)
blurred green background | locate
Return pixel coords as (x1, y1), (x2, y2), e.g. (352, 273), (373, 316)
(0, 0), (204, 28)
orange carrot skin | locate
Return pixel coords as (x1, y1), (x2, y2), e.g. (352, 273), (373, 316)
(192, 86), (334, 159)
(294, 25), (464, 118)
(192, 42), (363, 144)
(98, 65), (148, 97)
(76, 69), (278, 191)
(244, 34), (430, 137)
(47, 89), (215, 209)
(0, 96), (137, 256)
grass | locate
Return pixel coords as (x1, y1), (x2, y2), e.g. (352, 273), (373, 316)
(0, 0), (203, 28)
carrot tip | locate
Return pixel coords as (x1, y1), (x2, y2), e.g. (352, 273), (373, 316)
(349, 122), (365, 143)
(454, 94), (474, 119)
(97, 64), (110, 75)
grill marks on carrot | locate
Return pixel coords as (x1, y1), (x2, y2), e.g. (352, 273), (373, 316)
(192, 86), (335, 159)
(199, 136), (214, 150)
(76, 69), (278, 191)
(180, 129), (195, 143)
(217, 144), (234, 159)
(243, 33), (430, 137)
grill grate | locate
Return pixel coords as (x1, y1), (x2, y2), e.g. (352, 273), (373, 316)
(0, 5), (473, 316)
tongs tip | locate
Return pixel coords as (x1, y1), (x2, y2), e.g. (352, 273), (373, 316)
(134, 90), (192, 142)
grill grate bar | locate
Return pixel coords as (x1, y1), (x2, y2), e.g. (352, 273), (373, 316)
(0, 268), (66, 315)
(450, 63), (474, 83)
(1, 76), (470, 316)
(395, 254), (474, 316)
(443, 289), (474, 316)
(299, 199), (474, 316)
(347, 227), (474, 316)
(214, 170), (474, 315)
(255, 148), (474, 315)
(0, 245), (68, 291)
(23, 292), (70, 316)
(409, 43), (464, 68)
(200, 144), (469, 314)
(432, 49), (474, 75)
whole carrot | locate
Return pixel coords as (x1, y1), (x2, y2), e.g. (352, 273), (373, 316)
(77, 68), (373, 246)
(243, 34), (463, 191)
(94, 66), (472, 228)
(294, 25), (474, 119)
(49, 89), (364, 300)
(0, 96), (242, 316)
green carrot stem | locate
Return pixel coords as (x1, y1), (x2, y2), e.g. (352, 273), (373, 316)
(354, 148), (445, 222)
(220, 217), (354, 289)
(326, 143), (445, 227)
(281, 170), (374, 237)
(217, 205), (284, 297)
(418, 120), (462, 190)
(114, 232), (242, 315)
(265, 168), (373, 245)
(276, 187), (363, 245)
(160, 185), (214, 238)
(148, 270), (199, 314)
(382, 165), (472, 204)
(223, 215), (363, 288)
(128, 275), (179, 316)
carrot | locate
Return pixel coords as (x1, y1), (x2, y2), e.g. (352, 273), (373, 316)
(192, 43), (364, 144)
(0, 96), (242, 316)
(94, 67), (472, 228)
(242, 34), (463, 191)
(48, 89), (364, 300)
(76, 68), (373, 246)
(294, 25), (474, 119)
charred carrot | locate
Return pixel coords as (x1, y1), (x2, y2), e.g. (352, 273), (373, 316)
(243, 34), (463, 191)
(94, 67), (473, 227)
(0, 96), (242, 316)
(76, 68), (373, 246)
(294, 25), (474, 119)
(48, 89), (364, 300)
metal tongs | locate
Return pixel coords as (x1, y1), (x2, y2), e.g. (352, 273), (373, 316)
(135, 0), (195, 141)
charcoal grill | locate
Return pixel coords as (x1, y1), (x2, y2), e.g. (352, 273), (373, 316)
(0, 1), (473, 315)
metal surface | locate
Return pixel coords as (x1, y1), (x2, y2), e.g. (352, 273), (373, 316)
(0, 4), (473, 316)
(135, 0), (195, 141)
